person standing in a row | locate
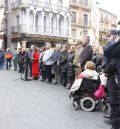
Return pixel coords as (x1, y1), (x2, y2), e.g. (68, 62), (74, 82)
(42, 43), (54, 84)
(18, 48), (25, 73)
(52, 44), (62, 84)
(66, 45), (76, 89)
(32, 47), (40, 80)
(5, 48), (13, 70)
(0, 48), (5, 70)
(58, 45), (68, 87)
(80, 35), (93, 71)
(13, 48), (18, 71)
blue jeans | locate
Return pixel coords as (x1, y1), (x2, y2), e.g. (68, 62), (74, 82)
(0, 62), (4, 70)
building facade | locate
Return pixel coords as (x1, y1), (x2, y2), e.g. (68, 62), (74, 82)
(0, 0), (5, 48)
(99, 8), (117, 45)
(69, 0), (99, 45)
(6, 0), (71, 49)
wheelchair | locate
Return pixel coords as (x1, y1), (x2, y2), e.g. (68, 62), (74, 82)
(70, 78), (102, 112)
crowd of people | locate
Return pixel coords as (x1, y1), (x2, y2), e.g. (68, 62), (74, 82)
(0, 35), (103, 88)
(0, 32), (120, 129)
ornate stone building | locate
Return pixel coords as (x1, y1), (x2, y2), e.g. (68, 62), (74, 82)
(6, 0), (71, 49)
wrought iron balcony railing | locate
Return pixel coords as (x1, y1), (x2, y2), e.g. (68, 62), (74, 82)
(11, 1), (69, 12)
(11, 25), (69, 37)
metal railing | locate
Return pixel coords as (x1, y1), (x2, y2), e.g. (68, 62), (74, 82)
(11, 25), (27, 33)
(70, 0), (90, 8)
(11, 24), (69, 37)
(11, 1), (69, 12)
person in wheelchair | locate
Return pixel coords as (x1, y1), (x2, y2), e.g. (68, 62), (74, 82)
(70, 61), (100, 98)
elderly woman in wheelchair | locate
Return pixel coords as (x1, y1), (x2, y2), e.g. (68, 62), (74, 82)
(70, 61), (102, 112)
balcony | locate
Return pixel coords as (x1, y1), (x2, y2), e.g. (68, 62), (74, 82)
(72, 19), (91, 28)
(100, 28), (110, 33)
(11, 1), (69, 13)
(11, 25), (27, 34)
(70, 0), (91, 10)
(11, 25), (69, 38)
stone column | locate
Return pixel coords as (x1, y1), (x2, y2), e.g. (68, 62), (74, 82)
(57, 14), (60, 36)
(69, 16), (71, 37)
(49, 12), (53, 35)
(21, 41), (27, 49)
(41, 11), (45, 33)
(26, 9), (30, 33)
(33, 10), (36, 33)
(64, 15), (67, 36)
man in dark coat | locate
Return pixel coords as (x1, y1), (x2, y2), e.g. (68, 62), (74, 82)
(52, 44), (62, 84)
(80, 35), (93, 70)
(104, 30), (120, 129)
(58, 45), (68, 87)
(66, 45), (76, 89)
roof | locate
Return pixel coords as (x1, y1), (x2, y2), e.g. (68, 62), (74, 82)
(99, 8), (117, 18)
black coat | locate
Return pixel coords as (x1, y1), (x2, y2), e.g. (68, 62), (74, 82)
(80, 44), (93, 68)
(58, 50), (68, 73)
(93, 54), (102, 69)
(67, 51), (75, 77)
(104, 41), (120, 87)
(18, 51), (25, 64)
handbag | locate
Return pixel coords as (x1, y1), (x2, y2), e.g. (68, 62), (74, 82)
(94, 84), (105, 99)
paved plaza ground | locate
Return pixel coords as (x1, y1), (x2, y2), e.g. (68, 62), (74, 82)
(0, 70), (110, 129)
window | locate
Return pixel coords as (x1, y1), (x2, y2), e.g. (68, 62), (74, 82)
(83, 14), (88, 26)
(16, 15), (19, 26)
(79, 0), (83, 5)
(106, 15), (108, 23)
(72, 0), (77, 4)
(83, 30), (88, 35)
(84, 0), (88, 6)
(101, 14), (103, 22)
(71, 11), (77, 23)
(72, 29), (76, 38)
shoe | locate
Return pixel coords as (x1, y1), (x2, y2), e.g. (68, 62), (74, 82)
(46, 80), (51, 84)
(66, 84), (71, 89)
(53, 82), (58, 84)
(103, 113), (111, 119)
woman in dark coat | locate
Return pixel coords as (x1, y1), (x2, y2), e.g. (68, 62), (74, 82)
(66, 45), (76, 89)
(18, 48), (25, 73)
(58, 45), (68, 87)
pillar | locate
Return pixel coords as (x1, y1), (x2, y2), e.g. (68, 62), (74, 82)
(41, 10), (45, 33)
(57, 14), (60, 36)
(21, 41), (27, 49)
(33, 10), (36, 33)
(49, 12), (53, 35)
(26, 9), (30, 33)
(64, 15), (67, 36)
(69, 16), (71, 37)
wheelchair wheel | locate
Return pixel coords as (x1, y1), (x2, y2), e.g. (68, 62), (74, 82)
(72, 101), (79, 110)
(80, 97), (95, 112)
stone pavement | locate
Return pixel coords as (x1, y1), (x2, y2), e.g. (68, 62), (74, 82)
(0, 70), (110, 129)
